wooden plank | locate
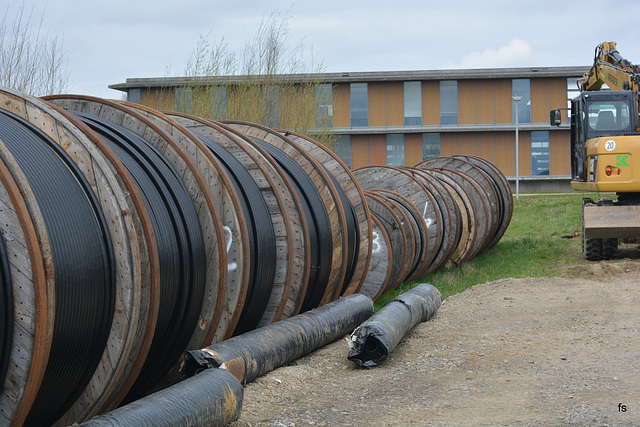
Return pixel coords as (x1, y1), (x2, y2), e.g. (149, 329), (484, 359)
(494, 79), (512, 124)
(386, 82), (404, 126)
(422, 81), (440, 125)
(441, 133), (458, 156)
(351, 135), (369, 169)
(458, 133), (476, 155)
(494, 131), (513, 176)
(477, 132), (495, 163)
(476, 80), (494, 124)
(531, 78), (549, 123)
(458, 80), (476, 125)
(368, 82), (386, 126)
(549, 77), (569, 122)
(368, 134), (386, 165)
(333, 83), (350, 127)
(404, 133), (422, 167)
(550, 129), (569, 175)
(583, 205), (640, 238)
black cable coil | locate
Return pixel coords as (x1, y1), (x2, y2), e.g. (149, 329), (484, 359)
(71, 111), (207, 403)
(249, 137), (333, 311)
(193, 131), (276, 335)
(0, 109), (116, 427)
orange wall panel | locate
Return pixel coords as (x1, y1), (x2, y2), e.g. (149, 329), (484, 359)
(369, 134), (387, 165)
(549, 77), (569, 122)
(404, 133), (423, 166)
(422, 81), (440, 125)
(494, 132), (513, 176)
(476, 80), (494, 124)
(386, 82), (404, 126)
(458, 133), (476, 155)
(333, 84), (350, 127)
(441, 133), (458, 156)
(530, 78), (549, 123)
(351, 135), (369, 169)
(369, 83), (386, 126)
(458, 80), (476, 124)
(550, 130), (569, 175)
(476, 132), (494, 163)
(494, 79), (512, 124)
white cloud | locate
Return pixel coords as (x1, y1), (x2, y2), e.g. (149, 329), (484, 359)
(444, 39), (534, 69)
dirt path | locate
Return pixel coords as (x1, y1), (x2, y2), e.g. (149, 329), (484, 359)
(229, 260), (640, 426)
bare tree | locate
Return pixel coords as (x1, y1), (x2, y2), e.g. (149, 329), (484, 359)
(0, 2), (70, 96)
(172, 9), (333, 147)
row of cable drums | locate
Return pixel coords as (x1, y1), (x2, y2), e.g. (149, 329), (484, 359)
(0, 86), (511, 426)
(354, 158), (513, 301)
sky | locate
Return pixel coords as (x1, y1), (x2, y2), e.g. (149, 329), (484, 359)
(7, 0), (640, 98)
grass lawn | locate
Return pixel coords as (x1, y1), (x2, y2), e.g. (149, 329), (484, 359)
(375, 192), (624, 308)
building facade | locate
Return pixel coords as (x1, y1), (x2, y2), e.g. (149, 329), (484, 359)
(110, 66), (588, 191)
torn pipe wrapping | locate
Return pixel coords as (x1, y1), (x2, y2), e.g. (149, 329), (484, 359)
(77, 367), (243, 427)
(348, 283), (442, 367)
(183, 293), (374, 384)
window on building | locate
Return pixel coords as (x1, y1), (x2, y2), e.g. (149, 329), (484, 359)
(175, 87), (193, 114)
(439, 80), (458, 125)
(422, 133), (441, 160)
(128, 88), (141, 104)
(512, 79), (531, 124)
(386, 134), (405, 166)
(333, 135), (352, 169)
(209, 86), (228, 120)
(350, 83), (368, 127)
(315, 84), (333, 128)
(404, 81), (422, 125)
(531, 130), (550, 175)
(263, 85), (280, 128)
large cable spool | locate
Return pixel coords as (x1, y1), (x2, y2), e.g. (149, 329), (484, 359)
(165, 113), (307, 331)
(276, 130), (372, 296)
(0, 88), (152, 426)
(0, 101), (113, 426)
(358, 215), (392, 301)
(416, 156), (500, 254)
(422, 167), (489, 261)
(371, 192), (418, 287)
(421, 168), (475, 265)
(353, 166), (444, 275)
(44, 96), (220, 403)
(373, 189), (427, 283)
(401, 168), (459, 274)
(363, 191), (409, 292)
(224, 122), (348, 307)
(450, 155), (513, 250)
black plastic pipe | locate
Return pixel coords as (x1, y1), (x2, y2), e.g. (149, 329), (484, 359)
(348, 283), (442, 367)
(78, 367), (243, 427)
(183, 293), (374, 384)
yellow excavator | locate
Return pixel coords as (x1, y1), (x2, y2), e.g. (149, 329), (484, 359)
(551, 41), (640, 260)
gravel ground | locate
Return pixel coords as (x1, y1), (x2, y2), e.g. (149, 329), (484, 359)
(229, 259), (640, 426)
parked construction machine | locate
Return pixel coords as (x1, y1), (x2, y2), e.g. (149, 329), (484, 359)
(551, 41), (640, 260)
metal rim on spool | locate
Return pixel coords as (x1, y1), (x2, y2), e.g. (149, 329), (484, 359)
(224, 121), (348, 306)
(364, 191), (409, 292)
(276, 130), (372, 296)
(359, 214), (392, 301)
(0, 143), (51, 427)
(353, 166), (444, 279)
